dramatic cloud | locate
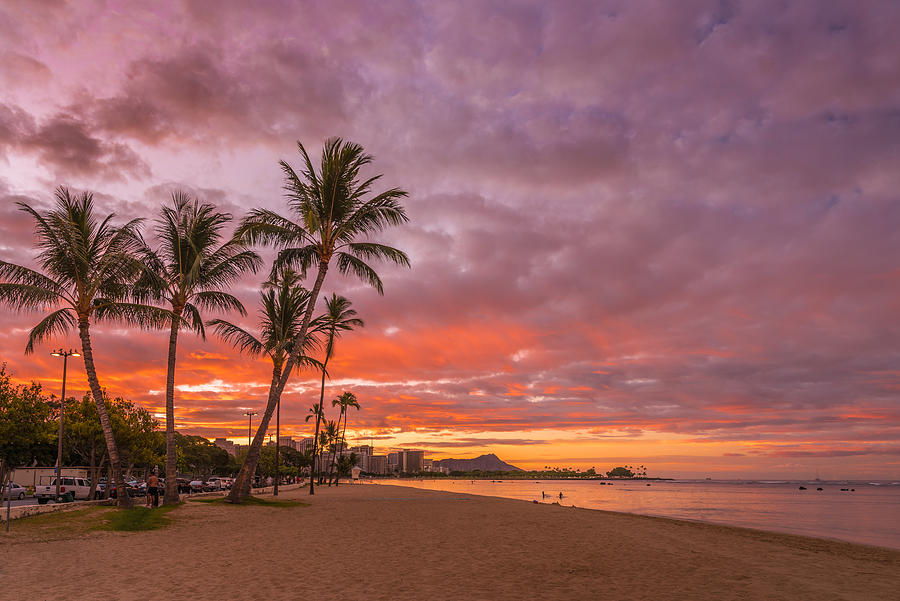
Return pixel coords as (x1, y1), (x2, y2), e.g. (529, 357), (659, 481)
(1, 0), (898, 477)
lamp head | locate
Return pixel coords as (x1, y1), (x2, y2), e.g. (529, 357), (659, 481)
(50, 351), (61, 356)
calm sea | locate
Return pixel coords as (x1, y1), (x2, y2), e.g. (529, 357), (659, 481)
(380, 478), (900, 549)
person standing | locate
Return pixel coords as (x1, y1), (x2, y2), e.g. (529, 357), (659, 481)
(147, 471), (160, 508)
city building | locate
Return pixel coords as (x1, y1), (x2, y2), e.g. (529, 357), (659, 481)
(387, 452), (399, 473)
(214, 438), (236, 456)
(402, 450), (425, 473)
(369, 455), (387, 474)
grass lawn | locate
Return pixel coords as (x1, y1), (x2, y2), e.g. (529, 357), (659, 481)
(102, 503), (180, 531)
(190, 495), (308, 508)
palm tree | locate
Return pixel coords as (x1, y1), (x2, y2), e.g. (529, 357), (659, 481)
(136, 191), (261, 505)
(227, 137), (409, 502)
(0, 187), (165, 508)
(210, 269), (321, 497)
(329, 391), (360, 486)
(310, 294), (363, 493)
(305, 401), (325, 486)
(321, 419), (339, 485)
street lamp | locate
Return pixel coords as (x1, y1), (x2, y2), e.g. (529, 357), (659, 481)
(50, 349), (79, 501)
(243, 411), (258, 447)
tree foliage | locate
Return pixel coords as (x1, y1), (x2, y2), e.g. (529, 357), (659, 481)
(0, 365), (56, 476)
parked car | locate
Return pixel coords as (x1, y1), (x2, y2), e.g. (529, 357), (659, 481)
(34, 477), (92, 503)
(2, 482), (27, 500)
(189, 480), (205, 493)
(176, 478), (193, 494)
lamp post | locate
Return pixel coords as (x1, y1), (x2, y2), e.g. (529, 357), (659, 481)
(50, 349), (79, 501)
(243, 411), (258, 447)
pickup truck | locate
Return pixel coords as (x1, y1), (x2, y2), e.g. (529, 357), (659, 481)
(34, 477), (94, 504)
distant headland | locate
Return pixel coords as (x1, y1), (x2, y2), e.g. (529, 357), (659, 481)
(418, 454), (670, 480)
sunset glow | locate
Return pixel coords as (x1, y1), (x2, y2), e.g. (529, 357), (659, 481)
(1, 1), (899, 479)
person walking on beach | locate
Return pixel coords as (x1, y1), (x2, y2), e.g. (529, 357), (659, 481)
(146, 471), (159, 508)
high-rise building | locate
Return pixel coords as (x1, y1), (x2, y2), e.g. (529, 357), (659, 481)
(387, 452), (399, 473)
(369, 455), (387, 474)
(297, 437), (315, 455)
(214, 438), (236, 456)
(403, 450), (424, 473)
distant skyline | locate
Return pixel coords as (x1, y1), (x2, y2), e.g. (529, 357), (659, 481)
(1, 1), (898, 479)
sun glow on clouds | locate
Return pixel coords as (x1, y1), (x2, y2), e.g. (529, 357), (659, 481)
(0, 1), (899, 478)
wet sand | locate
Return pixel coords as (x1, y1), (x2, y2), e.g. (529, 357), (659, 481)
(2, 483), (898, 600)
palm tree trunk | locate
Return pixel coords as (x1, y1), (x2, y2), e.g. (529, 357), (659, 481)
(227, 364), (280, 503)
(163, 307), (182, 505)
(274, 394), (280, 496)
(229, 262), (329, 503)
(335, 408), (350, 487)
(310, 355), (329, 495)
(328, 408), (344, 486)
(78, 318), (132, 508)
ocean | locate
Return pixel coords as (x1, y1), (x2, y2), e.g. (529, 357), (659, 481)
(381, 478), (900, 549)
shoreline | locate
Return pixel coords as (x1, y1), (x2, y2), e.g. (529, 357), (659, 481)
(374, 479), (900, 552)
(376, 477), (900, 550)
(2, 484), (897, 600)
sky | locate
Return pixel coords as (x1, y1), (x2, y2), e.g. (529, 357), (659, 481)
(1, 0), (899, 479)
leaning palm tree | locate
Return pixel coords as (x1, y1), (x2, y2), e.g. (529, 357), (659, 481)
(136, 191), (261, 505)
(0, 187), (166, 508)
(310, 294), (362, 493)
(227, 137), (409, 502)
(330, 391), (360, 487)
(209, 269), (321, 497)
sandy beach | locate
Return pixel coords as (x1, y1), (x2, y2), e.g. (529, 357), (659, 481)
(2, 483), (898, 601)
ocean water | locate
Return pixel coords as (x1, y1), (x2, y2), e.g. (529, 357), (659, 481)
(380, 478), (900, 549)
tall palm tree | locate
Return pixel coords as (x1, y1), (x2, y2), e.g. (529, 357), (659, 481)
(310, 294), (362, 493)
(330, 391), (360, 487)
(227, 137), (409, 502)
(305, 401), (325, 487)
(210, 269), (321, 496)
(0, 187), (165, 508)
(321, 419), (339, 485)
(136, 191), (261, 505)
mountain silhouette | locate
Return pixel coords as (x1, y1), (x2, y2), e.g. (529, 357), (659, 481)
(433, 453), (522, 472)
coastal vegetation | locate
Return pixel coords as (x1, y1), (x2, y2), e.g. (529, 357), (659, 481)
(0, 137), (408, 509)
(0, 189), (169, 507)
(316, 297), (363, 492)
(135, 191), (260, 505)
(226, 137), (409, 503)
(209, 268), (323, 495)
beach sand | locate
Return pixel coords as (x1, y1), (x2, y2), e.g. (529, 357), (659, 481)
(2, 483), (897, 600)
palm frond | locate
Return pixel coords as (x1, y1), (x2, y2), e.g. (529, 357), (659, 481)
(236, 208), (308, 248)
(335, 252), (384, 294)
(201, 245), (262, 282)
(25, 308), (76, 354)
(342, 242), (410, 269)
(93, 302), (172, 330)
(272, 245), (319, 279)
(0, 283), (64, 311)
(208, 319), (265, 357)
(182, 302), (206, 339)
(192, 291), (247, 316)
